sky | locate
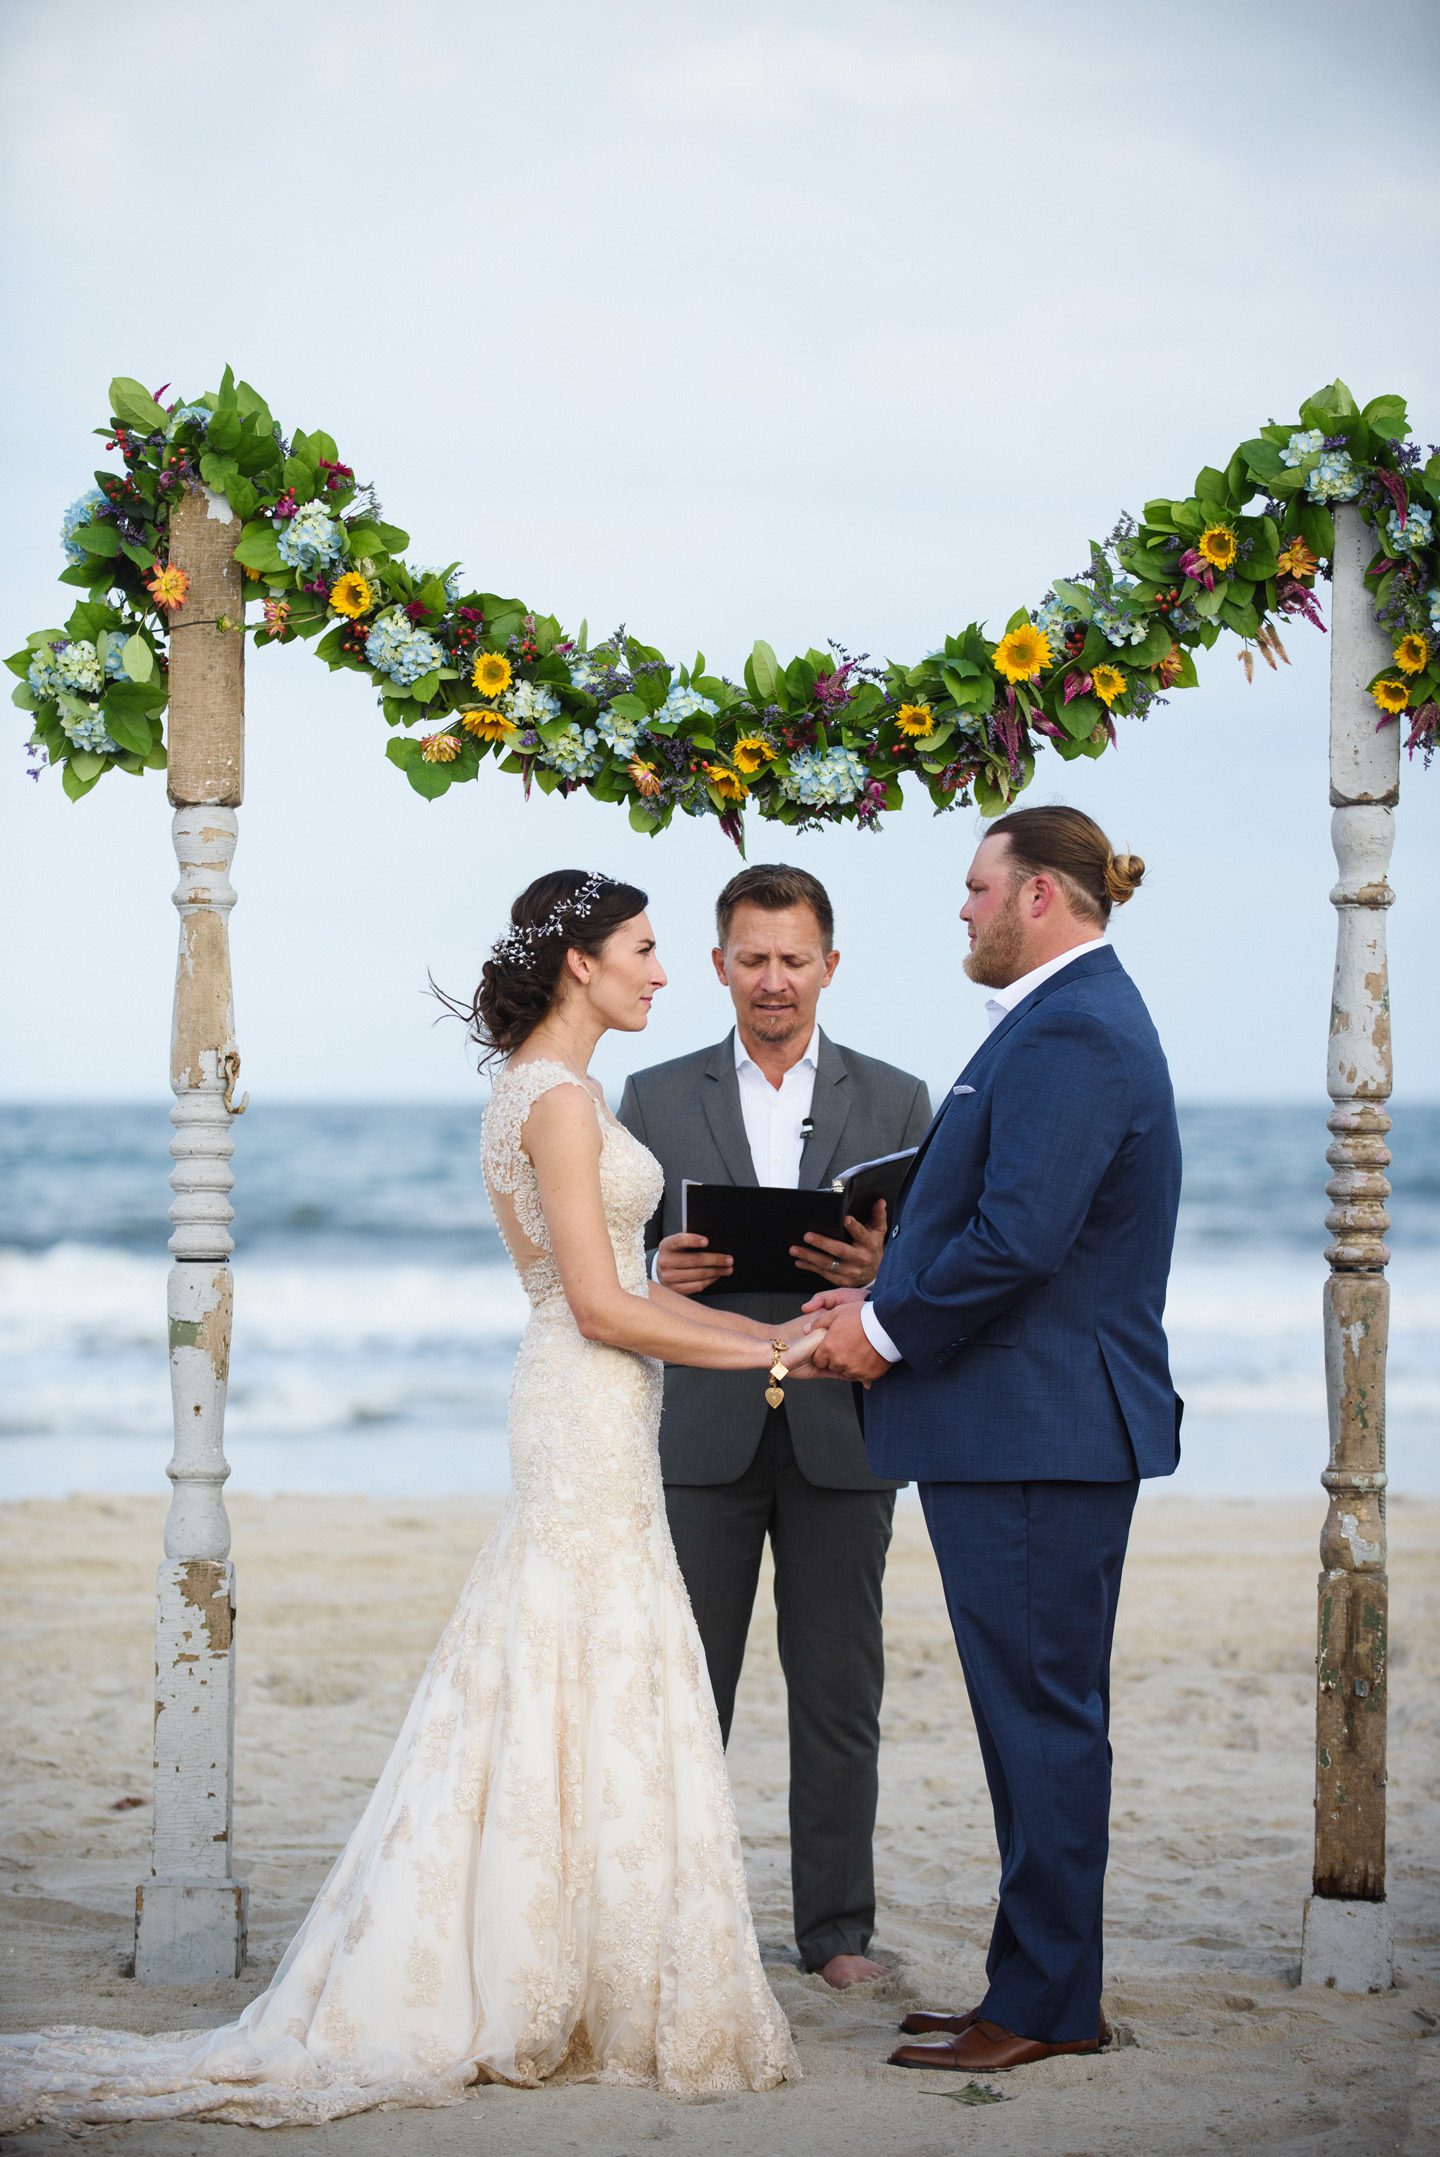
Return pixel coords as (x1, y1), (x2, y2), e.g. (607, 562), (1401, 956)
(1, 0), (1437, 1108)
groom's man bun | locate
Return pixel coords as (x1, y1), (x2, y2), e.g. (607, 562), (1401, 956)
(989, 805), (1144, 925)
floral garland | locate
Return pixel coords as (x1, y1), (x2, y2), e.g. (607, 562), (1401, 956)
(11, 373), (1438, 837)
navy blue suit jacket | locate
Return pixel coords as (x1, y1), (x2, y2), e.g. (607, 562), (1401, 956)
(864, 947), (1183, 1483)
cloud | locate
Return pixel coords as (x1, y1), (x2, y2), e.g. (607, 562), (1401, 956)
(636, 27), (975, 118)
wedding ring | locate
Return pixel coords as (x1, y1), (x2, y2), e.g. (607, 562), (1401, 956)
(830, 1258), (840, 1273)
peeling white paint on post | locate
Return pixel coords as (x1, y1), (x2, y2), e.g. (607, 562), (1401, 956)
(134, 489), (248, 1985)
(1300, 502), (1397, 1992)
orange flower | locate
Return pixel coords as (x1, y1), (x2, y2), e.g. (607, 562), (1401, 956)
(1155, 644), (1183, 688)
(628, 757), (663, 798)
(146, 563), (190, 612)
(1277, 537), (1319, 583)
(420, 732), (462, 763)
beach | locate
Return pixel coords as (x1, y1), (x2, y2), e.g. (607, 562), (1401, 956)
(2, 1490), (1435, 2155)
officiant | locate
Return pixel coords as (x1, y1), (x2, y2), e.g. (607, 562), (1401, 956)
(618, 864), (931, 1988)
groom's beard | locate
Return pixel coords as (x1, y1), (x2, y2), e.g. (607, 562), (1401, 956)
(963, 894), (1026, 988)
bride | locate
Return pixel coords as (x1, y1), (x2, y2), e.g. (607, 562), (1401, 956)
(0, 868), (828, 2130)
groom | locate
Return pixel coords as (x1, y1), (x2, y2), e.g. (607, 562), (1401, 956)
(806, 804), (1182, 2072)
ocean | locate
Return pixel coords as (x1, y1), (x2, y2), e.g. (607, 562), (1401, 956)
(1, 1101), (1437, 1500)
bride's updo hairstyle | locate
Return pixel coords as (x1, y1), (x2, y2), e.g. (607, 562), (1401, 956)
(435, 869), (649, 1066)
(988, 805), (1145, 925)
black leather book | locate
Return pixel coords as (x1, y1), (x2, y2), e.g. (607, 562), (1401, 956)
(680, 1148), (917, 1297)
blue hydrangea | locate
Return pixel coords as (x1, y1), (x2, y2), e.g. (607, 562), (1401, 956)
(539, 724), (603, 781)
(275, 500), (345, 573)
(1385, 504), (1433, 556)
(567, 654), (602, 692)
(169, 404), (212, 433)
(1427, 587), (1440, 635)
(781, 745), (868, 807)
(1280, 428), (1325, 468)
(504, 681), (562, 728)
(27, 646), (61, 701)
(54, 640), (104, 695)
(61, 710), (120, 755)
(1034, 599), (1076, 655)
(60, 489), (108, 566)
(1306, 450), (1360, 503)
(656, 682), (719, 725)
(102, 635), (133, 681)
(1093, 605), (1150, 648)
(596, 706), (644, 756)
(363, 608), (445, 686)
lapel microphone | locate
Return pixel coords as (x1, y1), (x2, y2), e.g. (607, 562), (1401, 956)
(799, 1118), (815, 1140)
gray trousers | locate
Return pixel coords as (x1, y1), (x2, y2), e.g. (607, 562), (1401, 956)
(664, 1407), (895, 1971)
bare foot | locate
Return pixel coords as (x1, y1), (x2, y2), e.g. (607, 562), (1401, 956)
(818, 1953), (887, 1989)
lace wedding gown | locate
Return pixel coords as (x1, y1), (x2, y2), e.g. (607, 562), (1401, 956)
(0, 1059), (796, 2129)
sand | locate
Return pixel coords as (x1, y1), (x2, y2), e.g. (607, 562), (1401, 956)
(1, 1490), (1436, 2156)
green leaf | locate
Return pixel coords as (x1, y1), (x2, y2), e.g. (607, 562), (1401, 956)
(1194, 465), (1230, 507)
(104, 712), (155, 756)
(1052, 580), (1094, 620)
(108, 376), (169, 435)
(1058, 692), (1102, 740)
(67, 750), (107, 781)
(385, 736), (420, 769)
(120, 539), (157, 571)
(233, 523), (284, 572)
(375, 522), (410, 554)
(121, 634), (154, 682)
(405, 759), (454, 799)
(749, 640), (781, 704)
(61, 758), (104, 800)
(12, 680), (37, 709)
(1361, 393), (1408, 442)
(73, 522), (122, 559)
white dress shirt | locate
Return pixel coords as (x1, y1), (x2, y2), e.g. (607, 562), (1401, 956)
(650, 1027), (821, 1278)
(733, 1025), (821, 1188)
(858, 940), (1108, 1364)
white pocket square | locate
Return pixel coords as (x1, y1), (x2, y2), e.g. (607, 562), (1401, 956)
(952, 1084), (976, 1096)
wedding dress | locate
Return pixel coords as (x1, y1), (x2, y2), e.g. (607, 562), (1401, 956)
(0, 1058), (797, 2129)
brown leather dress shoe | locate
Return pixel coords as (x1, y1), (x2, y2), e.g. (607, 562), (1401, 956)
(888, 2016), (1108, 2072)
(897, 2005), (982, 2036)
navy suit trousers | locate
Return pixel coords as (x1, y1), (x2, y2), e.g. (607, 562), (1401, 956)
(918, 1476), (1139, 2043)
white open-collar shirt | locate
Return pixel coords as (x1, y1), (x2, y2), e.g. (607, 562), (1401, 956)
(858, 940), (1108, 1364)
(733, 1024), (822, 1188)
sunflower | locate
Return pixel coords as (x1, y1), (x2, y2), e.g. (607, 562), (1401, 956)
(894, 702), (935, 737)
(732, 734), (776, 775)
(460, 708), (517, 742)
(420, 732), (462, 763)
(1198, 523), (1238, 573)
(992, 624), (1053, 683)
(628, 757), (663, 799)
(705, 763), (748, 803)
(1090, 663), (1126, 708)
(145, 562), (190, 612)
(1370, 678), (1410, 716)
(329, 571), (375, 619)
(1277, 537), (1319, 583)
(471, 650), (513, 697)
(1394, 634), (1429, 676)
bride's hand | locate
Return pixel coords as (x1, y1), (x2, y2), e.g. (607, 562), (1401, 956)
(778, 1323), (829, 1372)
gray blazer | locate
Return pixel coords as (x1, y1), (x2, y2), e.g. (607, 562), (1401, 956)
(617, 1032), (932, 1490)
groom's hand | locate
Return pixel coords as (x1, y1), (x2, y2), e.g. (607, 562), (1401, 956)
(806, 1299), (893, 1384)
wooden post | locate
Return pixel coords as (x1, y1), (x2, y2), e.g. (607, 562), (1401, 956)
(133, 483), (249, 1983)
(1300, 502), (1398, 1992)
